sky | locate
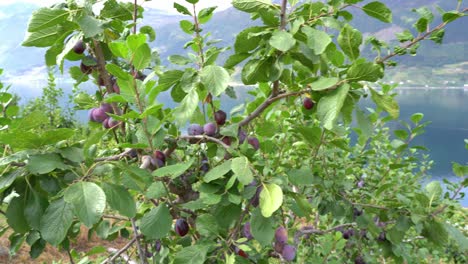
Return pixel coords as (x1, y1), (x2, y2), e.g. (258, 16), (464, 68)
(0, 0), (233, 14)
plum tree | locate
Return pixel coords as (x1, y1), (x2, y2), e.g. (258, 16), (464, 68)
(3, 0), (467, 263)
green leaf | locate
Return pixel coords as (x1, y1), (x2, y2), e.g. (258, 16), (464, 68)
(126, 34), (147, 52)
(174, 89), (199, 126)
(302, 26), (332, 55)
(40, 199), (74, 246)
(145, 182), (167, 199)
(425, 181), (442, 202)
(337, 24), (362, 61)
(370, 88), (399, 119)
(269, 30), (296, 52)
(157, 70), (184, 91)
(204, 160), (232, 182)
(0, 169), (23, 193)
(108, 41), (130, 59)
(64, 182), (106, 227)
(59, 147), (84, 163)
(6, 197), (30, 234)
(102, 183), (136, 218)
(296, 126), (322, 147)
(153, 159), (194, 179)
(234, 26), (265, 53)
(422, 219), (448, 246)
(347, 60), (383, 82)
(231, 157), (253, 185)
(24, 190), (48, 230)
(133, 43), (151, 70)
(27, 8), (69, 32)
(140, 25), (156, 41)
(250, 208), (275, 246)
(198, 7), (217, 24)
(287, 167), (314, 185)
(140, 204), (172, 239)
(200, 65), (230, 96)
(232, 0), (273, 13)
(445, 223), (468, 251)
(259, 183), (283, 217)
(173, 245), (209, 264)
(169, 55), (192, 65)
(317, 84), (350, 130)
(179, 20), (194, 34)
(452, 162), (468, 177)
(410, 113), (424, 124)
(224, 53), (250, 69)
(196, 214), (219, 237)
(26, 154), (68, 174)
(22, 26), (65, 47)
(78, 15), (103, 38)
(310, 77), (339, 91)
(174, 3), (192, 16)
(362, 1), (392, 23)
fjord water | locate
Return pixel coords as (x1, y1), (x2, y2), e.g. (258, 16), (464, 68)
(391, 88), (468, 206)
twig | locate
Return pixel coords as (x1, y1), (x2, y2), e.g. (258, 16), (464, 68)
(431, 182), (465, 217)
(94, 148), (134, 162)
(179, 135), (231, 150)
(67, 248), (75, 264)
(103, 214), (128, 221)
(101, 237), (137, 264)
(131, 218), (148, 264)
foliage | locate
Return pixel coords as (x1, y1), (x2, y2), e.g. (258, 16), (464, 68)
(0, 0), (467, 263)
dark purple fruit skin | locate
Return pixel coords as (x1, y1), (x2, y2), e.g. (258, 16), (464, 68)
(243, 222), (253, 240)
(203, 122), (217, 136)
(353, 208), (363, 217)
(238, 130), (247, 144)
(154, 150), (166, 163)
(250, 186), (262, 207)
(247, 137), (260, 150)
(151, 157), (164, 168)
(175, 218), (189, 237)
(274, 241), (285, 253)
(80, 62), (92, 74)
(235, 247), (249, 258)
(88, 108), (97, 122)
(275, 227), (288, 244)
(188, 124), (203, 136)
(73, 40), (86, 54)
(222, 136), (232, 146)
(101, 103), (113, 114)
(355, 256), (366, 264)
(281, 244), (296, 261)
(145, 250), (153, 258)
(103, 117), (119, 129)
(342, 229), (355, 240)
(214, 110), (227, 126)
(154, 240), (161, 252)
(377, 231), (386, 242)
(90, 108), (108, 123)
(357, 180), (365, 188)
(200, 162), (209, 173)
(112, 82), (120, 94)
(303, 97), (314, 110)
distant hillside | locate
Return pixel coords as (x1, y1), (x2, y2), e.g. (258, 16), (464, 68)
(0, 0), (467, 100)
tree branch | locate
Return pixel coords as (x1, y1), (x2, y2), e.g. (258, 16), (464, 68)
(101, 237), (137, 264)
(179, 135), (231, 150)
(94, 148), (135, 162)
(131, 218), (148, 264)
(431, 182), (465, 217)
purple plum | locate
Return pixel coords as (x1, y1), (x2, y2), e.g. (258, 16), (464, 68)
(303, 97), (314, 110)
(175, 218), (189, 237)
(248, 137), (260, 150)
(275, 226), (288, 244)
(203, 122), (217, 136)
(188, 124), (203, 136)
(214, 110), (227, 126)
(73, 40), (85, 54)
(281, 244), (296, 261)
